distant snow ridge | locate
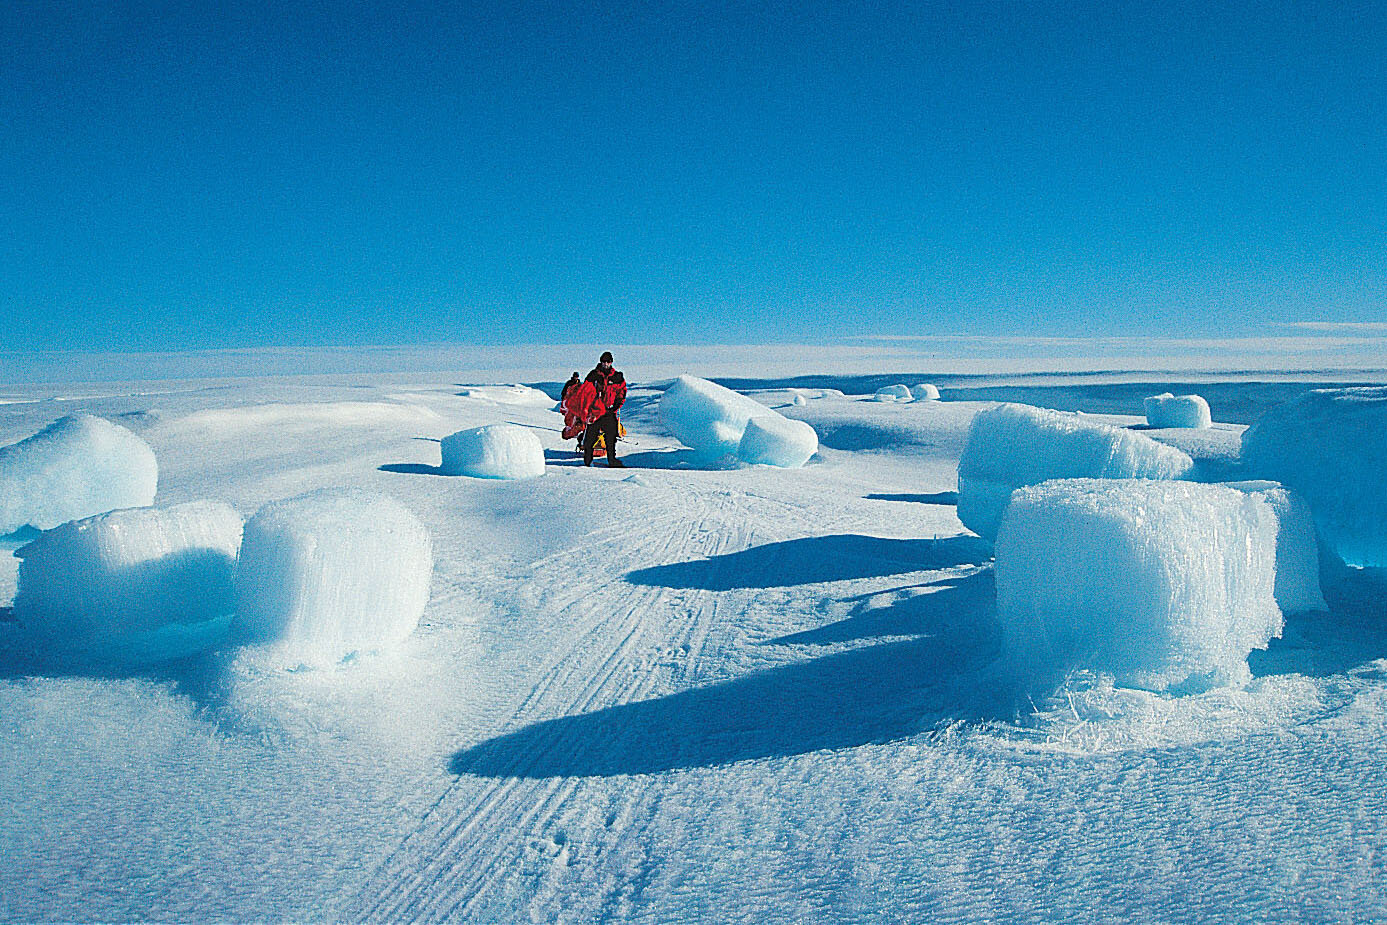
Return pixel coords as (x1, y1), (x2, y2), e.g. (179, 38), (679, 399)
(996, 479), (1282, 693)
(1144, 392), (1212, 429)
(0, 414), (158, 534)
(232, 490), (433, 668)
(910, 383), (940, 401)
(660, 375), (819, 466)
(737, 415), (818, 468)
(1224, 481), (1326, 613)
(957, 403), (1195, 542)
(441, 424), (545, 479)
(456, 384), (554, 407)
(873, 384), (913, 402)
(1241, 387), (1387, 568)
(13, 501), (243, 665)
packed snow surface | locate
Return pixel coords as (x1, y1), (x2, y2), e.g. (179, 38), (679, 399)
(736, 415), (818, 468)
(1144, 392), (1213, 428)
(0, 414), (158, 533)
(456, 384), (554, 407)
(659, 374), (791, 458)
(873, 384), (913, 402)
(4, 369), (1387, 924)
(910, 383), (941, 401)
(957, 402), (1196, 541)
(12, 501), (242, 664)
(440, 424), (545, 479)
(1241, 386), (1387, 567)
(232, 489), (433, 667)
(1225, 481), (1327, 613)
(995, 479), (1282, 693)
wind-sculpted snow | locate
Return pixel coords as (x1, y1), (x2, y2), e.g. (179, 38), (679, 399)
(1241, 386), (1387, 567)
(232, 489), (432, 668)
(455, 384), (554, 406)
(0, 414), (158, 533)
(440, 424), (545, 479)
(660, 375), (818, 466)
(1225, 481), (1327, 613)
(957, 403), (1196, 541)
(12, 501), (242, 665)
(736, 415), (818, 468)
(1144, 392), (1212, 428)
(995, 479), (1282, 693)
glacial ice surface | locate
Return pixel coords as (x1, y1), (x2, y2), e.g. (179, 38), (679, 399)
(0, 414), (158, 533)
(1241, 386), (1387, 567)
(957, 403), (1195, 541)
(1224, 481), (1327, 613)
(995, 478), (1282, 693)
(440, 424), (545, 479)
(232, 489), (433, 667)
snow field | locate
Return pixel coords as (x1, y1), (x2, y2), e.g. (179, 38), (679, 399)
(1143, 392), (1213, 428)
(12, 501), (243, 664)
(455, 384), (555, 407)
(995, 479), (1282, 693)
(957, 403), (1196, 541)
(440, 423), (545, 479)
(910, 383), (941, 401)
(232, 489), (433, 668)
(660, 375), (820, 466)
(736, 415), (818, 468)
(0, 414), (158, 533)
(1241, 386), (1387, 567)
(1224, 481), (1327, 613)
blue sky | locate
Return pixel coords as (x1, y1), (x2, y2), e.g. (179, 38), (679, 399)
(3, 0), (1385, 352)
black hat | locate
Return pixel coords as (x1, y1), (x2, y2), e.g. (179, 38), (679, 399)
(599, 351), (614, 363)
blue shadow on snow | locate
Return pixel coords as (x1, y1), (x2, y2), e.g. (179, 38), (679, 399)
(626, 533), (992, 590)
(863, 491), (959, 506)
(448, 572), (1008, 778)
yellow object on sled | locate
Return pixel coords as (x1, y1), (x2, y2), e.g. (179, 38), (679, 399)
(591, 421), (627, 451)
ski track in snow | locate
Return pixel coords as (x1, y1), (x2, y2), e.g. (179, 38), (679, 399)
(344, 483), (859, 922)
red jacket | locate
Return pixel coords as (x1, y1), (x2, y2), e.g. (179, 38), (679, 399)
(561, 368), (626, 437)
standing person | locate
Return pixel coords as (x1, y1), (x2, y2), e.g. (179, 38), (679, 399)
(559, 371), (581, 402)
(570, 351), (627, 467)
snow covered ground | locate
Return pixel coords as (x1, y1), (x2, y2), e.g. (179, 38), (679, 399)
(3, 363), (1387, 922)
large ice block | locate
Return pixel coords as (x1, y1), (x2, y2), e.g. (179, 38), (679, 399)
(1225, 481), (1327, 613)
(957, 403), (1195, 541)
(1241, 387), (1387, 567)
(0, 414), (158, 534)
(232, 490), (433, 667)
(440, 423), (545, 479)
(1144, 393), (1213, 429)
(659, 375), (788, 458)
(12, 501), (243, 662)
(737, 415), (818, 468)
(995, 478), (1282, 693)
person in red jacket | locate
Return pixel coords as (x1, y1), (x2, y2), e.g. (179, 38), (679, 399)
(564, 351), (627, 467)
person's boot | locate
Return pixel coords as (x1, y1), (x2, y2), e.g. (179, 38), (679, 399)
(583, 448), (594, 467)
(608, 458), (625, 468)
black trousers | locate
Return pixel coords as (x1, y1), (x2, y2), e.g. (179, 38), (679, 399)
(582, 412), (619, 465)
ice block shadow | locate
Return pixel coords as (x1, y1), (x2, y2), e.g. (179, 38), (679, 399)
(626, 533), (991, 590)
(449, 573), (1008, 778)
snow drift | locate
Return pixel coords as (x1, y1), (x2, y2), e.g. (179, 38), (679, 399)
(1144, 393), (1212, 429)
(440, 424), (545, 479)
(995, 479), (1282, 693)
(232, 490), (433, 667)
(0, 414), (158, 534)
(957, 403), (1195, 542)
(1241, 387), (1387, 568)
(12, 501), (243, 663)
